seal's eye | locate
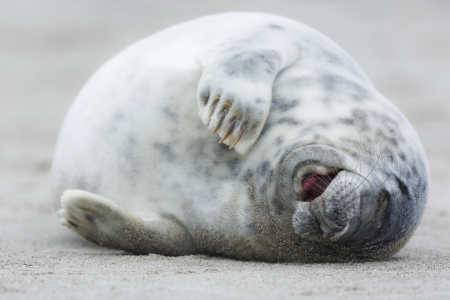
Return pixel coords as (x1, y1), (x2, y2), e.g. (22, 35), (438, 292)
(301, 173), (339, 202)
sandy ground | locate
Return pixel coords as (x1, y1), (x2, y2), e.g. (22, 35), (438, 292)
(1, 0), (450, 299)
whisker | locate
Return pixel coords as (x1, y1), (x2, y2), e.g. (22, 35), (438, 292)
(348, 135), (363, 188)
(353, 143), (383, 192)
(351, 173), (392, 202)
(322, 167), (341, 194)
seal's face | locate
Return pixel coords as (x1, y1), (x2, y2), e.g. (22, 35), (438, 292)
(272, 142), (428, 260)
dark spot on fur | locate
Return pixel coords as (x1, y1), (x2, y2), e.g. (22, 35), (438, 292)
(259, 182), (268, 197)
(320, 74), (370, 102)
(337, 118), (354, 126)
(241, 169), (254, 182)
(271, 98), (300, 112)
(246, 222), (258, 235)
(321, 50), (343, 65)
(388, 138), (398, 146)
(399, 153), (406, 161)
(346, 109), (372, 132)
(375, 129), (400, 148)
(266, 24), (285, 30)
(374, 189), (392, 233)
(403, 169), (412, 179)
(258, 161), (270, 176)
(350, 84), (370, 102)
(275, 76), (315, 93)
(383, 148), (395, 163)
(277, 117), (299, 126)
(301, 122), (330, 134)
(370, 112), (399, 133)
(163, 107), (177, 119)
(268, 170), (274, 184)
(395, 176), (410, 198)
(275, 136), (284, 145)
(352, 109), (368, 122)
(321, 74), (339, 91)
(300, 127), (313, 134)
(223, 50), (281, 77)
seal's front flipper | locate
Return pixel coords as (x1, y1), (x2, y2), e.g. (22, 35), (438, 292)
(197, 25), (300, 154)
(197, 61), (275, 154)
(58, 189), (197, 256)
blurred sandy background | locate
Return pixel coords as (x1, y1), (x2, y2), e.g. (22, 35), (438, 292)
(1, 0), (449, 299)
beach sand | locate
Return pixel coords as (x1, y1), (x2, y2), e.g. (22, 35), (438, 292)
(1, 1), (449, 299)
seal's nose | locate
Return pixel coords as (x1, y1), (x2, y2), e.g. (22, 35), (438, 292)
(319, 215), (349, 237)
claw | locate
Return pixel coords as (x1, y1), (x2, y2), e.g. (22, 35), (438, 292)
(208, 96), (221, 126)
(213, 110), (228, 134)
(229, 123), (247, 149)
(68, 220), (79, 228)
(211, 95), (220, 115)
(228, 137), (242, 149)
(219, 119), (236, 143)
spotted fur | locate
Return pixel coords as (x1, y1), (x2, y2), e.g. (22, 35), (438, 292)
(52, 12), (429, 262)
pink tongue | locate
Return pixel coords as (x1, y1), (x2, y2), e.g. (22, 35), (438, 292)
(302, 173), (337, 202)
(303, 175), (321, 191)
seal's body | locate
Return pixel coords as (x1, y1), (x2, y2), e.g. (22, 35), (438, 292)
(53, 13), (429, 262)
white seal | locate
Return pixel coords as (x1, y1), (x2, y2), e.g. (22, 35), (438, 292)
(52, 12), (429, 262)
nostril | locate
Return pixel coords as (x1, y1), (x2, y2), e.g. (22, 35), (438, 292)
(324, 218), (348, 232)
(321, 218), (350, 238)
(334, 224), (346, 231)
(334, 220), (347, 228)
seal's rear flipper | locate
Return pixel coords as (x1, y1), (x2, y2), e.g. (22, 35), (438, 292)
(58, 190), (197, 256)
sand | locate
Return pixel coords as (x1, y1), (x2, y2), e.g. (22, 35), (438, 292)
(1, 0), (449, 299)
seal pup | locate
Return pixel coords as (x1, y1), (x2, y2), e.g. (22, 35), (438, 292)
(52, 12), (429, 262)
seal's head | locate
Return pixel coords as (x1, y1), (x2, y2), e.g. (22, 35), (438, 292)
(270, 142), (429, 262)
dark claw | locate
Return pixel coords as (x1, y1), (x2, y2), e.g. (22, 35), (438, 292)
(68, 221), (79, 228)
(211, 95), (220, 115)
(229, 122), (248, 149)
(219, 119), (236, 143)
(213, 110), (228, 134)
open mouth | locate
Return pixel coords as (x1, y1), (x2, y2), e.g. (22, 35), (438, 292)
(300, 171), (340, 202)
